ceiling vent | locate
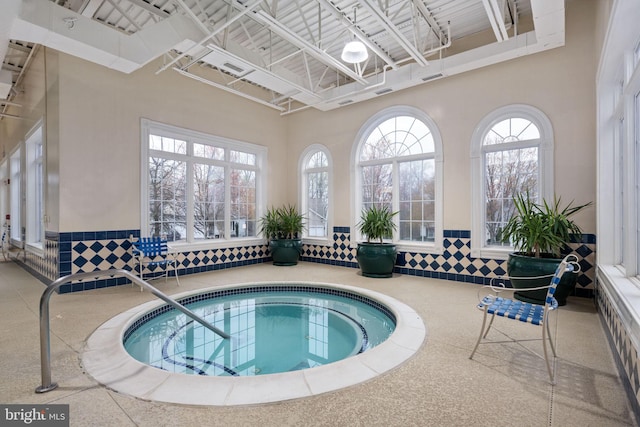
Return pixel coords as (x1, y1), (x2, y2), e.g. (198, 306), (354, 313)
(338, 99), (354, 105)
(375, 88), (393, 95)
(421, 73), (443, 82)
(222, 62), (245, 74)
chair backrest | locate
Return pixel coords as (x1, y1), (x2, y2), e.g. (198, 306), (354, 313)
(133, 236), (168, 257)
(545, 254), (578, 306)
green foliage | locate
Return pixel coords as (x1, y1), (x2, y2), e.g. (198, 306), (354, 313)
(499, 192), (592, 257)
(358, 205), (398, 244)
(259, 204), (305, 240)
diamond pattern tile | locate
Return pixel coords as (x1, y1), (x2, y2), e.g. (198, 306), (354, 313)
(23, 228), (594, 298)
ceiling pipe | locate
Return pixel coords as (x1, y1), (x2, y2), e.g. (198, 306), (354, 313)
(359, 0), (429, 67)
(421, 24), (451, 56)
(280, 64), (391, 116)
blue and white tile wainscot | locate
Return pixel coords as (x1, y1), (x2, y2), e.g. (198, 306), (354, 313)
(302, 228), (596, 299)
(56, 230), (268, 293)
(23, 227), (594, 297)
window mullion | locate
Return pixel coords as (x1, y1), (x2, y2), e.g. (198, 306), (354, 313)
(224, 165), (231, 240)
(186, 153), (194, 244)
(392, 160), (399, 242)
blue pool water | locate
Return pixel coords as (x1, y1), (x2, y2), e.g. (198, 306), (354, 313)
(124, 285), (396, 376)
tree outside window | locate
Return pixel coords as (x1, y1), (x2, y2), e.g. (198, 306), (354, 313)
(483, 118), (541, 246)
(471, 106), (554, 259)
(143, 120), (263, 244)
(356, 112), (441, 245)
(301, 148), (329, 238)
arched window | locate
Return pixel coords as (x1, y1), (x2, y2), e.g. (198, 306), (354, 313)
(300, 145), (331, 239)
(471, 104), (554, 258)
(353, 106), (443, 251)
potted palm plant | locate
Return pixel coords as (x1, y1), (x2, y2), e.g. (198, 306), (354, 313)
(260, 204), (305, 266)
(356, 205), (398, 278)
(499, 193), (591, 305)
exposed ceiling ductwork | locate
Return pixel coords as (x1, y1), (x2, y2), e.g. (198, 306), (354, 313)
(1, 0), (565, 116)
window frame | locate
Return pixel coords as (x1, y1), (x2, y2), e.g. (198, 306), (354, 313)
(9, 146), (22, 246)
(299, 144), (332, 244)
(596, 0), (640, 371)
(25, 121), (44, 255)
(140, 119), (267, 251)
(0, 159), (7, 232)
(350, 106), (444, 253)
(470, 104), (554, 259)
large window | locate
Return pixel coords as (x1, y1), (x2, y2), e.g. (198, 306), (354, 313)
(0, 160), (7, 229)
(25, 123), (44, 251)
(471, 105), (553, 258)
(141, 120), (265, 247)
(596, 0), (640, 372)
(9, 148), (21, 244)
(353, 106), (443, 251)
(300, 145), (331, 240)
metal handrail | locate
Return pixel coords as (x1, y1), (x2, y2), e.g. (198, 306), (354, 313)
(36, 269), (229, 393)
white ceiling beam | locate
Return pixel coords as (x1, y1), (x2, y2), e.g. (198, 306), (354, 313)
(105, 0), (142, 31)
(491, 0), (509, 41)
(359, 0), (428, 67)
(482, 0), (503, 42)
(412, 0), (445, 42)
(174, 0), (211, 34)
(254, 10), (368, 84)
(122, 0), (170, 18)
(155, 0), (263, 75)
(79, 0), (103, 18)
(482, 0), (509, 42)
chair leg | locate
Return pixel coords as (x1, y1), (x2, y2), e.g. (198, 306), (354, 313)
(542, 313), (556, 384)
(483, 314), (496, 339)
(545, 315), (557, 357)
(470, 307), (490, 359)
(138, 258), (144, 292)
(173, 262), (180, 287)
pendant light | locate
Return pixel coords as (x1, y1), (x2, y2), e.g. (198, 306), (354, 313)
(341, 8), (368, 64)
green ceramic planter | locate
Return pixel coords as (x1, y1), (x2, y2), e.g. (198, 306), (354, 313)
(507, 252), (578, 306)
(356, 243), (397, 278)
(269, 239), (302, 266)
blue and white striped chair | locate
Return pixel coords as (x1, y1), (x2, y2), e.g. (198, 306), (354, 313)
(469, 254), (580, 384)
(131, 237), (180, 291)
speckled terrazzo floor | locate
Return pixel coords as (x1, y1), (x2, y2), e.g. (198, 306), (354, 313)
(0, 260), (636, 426)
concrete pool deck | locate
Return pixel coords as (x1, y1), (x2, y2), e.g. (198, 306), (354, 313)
(0, 260), (636, 426)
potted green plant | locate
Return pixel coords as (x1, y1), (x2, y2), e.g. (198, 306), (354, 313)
(356, 205), (399, 278)
(499, 192), (592, 305)
(259, 204), (305, 266)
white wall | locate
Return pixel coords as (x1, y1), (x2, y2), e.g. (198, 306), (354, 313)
(55, 55), (289, 231)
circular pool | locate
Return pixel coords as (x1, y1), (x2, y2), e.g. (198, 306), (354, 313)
(82, 282), (426, 406)
(124, 286), (396, 376)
